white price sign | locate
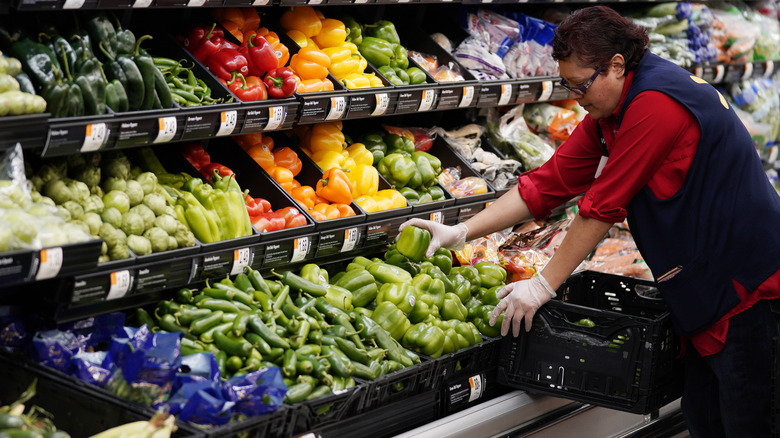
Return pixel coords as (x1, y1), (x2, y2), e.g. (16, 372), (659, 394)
(63, 0), (86, 8)
(187, 0), (207, 5)
(539, 81), (554, 101)
(266, 107), (285, 130)
(252, 0), (270, 4)
(107, 270), (133, 300)
(372, 93), (390, 116)
(36, 247), (63, 281)
(429, 211), (443, 224)
(133, 0), (153, 7)
(459, 86), (475, 107)
(418, 90), (435, 112)
(81, 123), (108, 152)
(230, 248), (251, 276)
(498, 84), (513, 106)
(341, 228), (359, 252)
(742, 62), (754, 81)
(326, 97), (347, 120)
(154, 117), (177, 143)
(765, 61), (775, 78)
(713, 65), (725, 83)
(291, 237), (310, 263)
(216, 111), (238, 136)
(468, 374), (484, 402)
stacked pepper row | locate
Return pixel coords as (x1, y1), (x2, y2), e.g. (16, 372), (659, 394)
(141, 265), (422, 404)
(351, 18), (427, 86)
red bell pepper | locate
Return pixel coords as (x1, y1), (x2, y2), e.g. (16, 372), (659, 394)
(244, 193), (270, 217)
(181, 143), (211, 171)
(187, 23), (224, 63)
(263, 67), (297, 99)
(202, 162), (234, 182)
(206, 48), (249, 81)
(276, 206), (307, 229)
(228, 73), (268, 101)
(252, 212), (286, 232)
(239, 34), (278, 78)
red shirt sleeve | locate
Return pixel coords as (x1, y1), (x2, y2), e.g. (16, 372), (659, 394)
(519, 90), (700, 222)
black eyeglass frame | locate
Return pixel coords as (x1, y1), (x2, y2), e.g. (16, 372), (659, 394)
(559, 65), (606, 96)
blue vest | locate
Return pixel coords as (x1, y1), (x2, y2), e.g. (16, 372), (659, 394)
(613, 53), (780, 335)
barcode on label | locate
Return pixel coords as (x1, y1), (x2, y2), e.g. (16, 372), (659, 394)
(231, 248), (251, 275)
(291, 237), (310, 263)
(429, 211), (443, 223)
(107, 270), (132, 300)
(81, 123), (108, 152)
(36, 247), (63, 280)
(63, 0), (86, 8)
(154, 117), (177, 143)
(216, 111), (238, 136)
(539, 81), (553, 101)
(498, 84), (512, 105)
(459, 86), (475, 107)
(266, 107), (285, 130)
(341, 228), (359, 252)
(419, 90), (435, 111)
(326, 97), (347, 120)
(372, 93), (390, 116)
(468, 375), (484, 402)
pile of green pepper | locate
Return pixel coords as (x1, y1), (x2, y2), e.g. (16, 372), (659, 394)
(153, 57), (228, 106)
(354, 19), (426, 86)
(358, 130), (445, 205)
(5, 13), (174, 117)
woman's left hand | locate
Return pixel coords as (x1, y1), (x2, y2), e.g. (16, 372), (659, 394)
(490, 275), (556, 337)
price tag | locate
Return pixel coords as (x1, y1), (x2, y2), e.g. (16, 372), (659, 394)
(216, 111), (238, 136)
(107, 270), (132, 300)
(133, 0), (153, 6)
(291, 237), (310, 263)
(539, 81), (553, 101)
(429, 211), (443, 223)
(498, 83), (512, 106)
(153, 117), (177, 144)
(188, 0), (207, 5)
(266, 106), (285, 130)
(694, 66), (703, 78)
(63, 0), (86, 8)
(341, 228), (359, 252)
(459, 86), (475, 107)
(485, 201), (494, 208)
(81, 123), (108, 152)
(36, 247), (63, 280)
(326, 97), (347, 120)
(253, 0), (270, 4)
(230, 248), (251, 276)
(769, 145), (779, 163)
(355, 0), (369, 3)
(372, 93), (390, 116)
(308, 0), (323, 4)
(713, 65), (725, 83)
(765, 61), (775, 78)
(468, 374), (484, 402)
(742, 62), (754, 81)
(418, 90), (435, 112)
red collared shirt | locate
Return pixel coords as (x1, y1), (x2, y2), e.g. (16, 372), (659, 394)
(518, 70), (780, 356)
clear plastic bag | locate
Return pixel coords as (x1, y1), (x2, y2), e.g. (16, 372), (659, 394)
(485, 105), (556, 170)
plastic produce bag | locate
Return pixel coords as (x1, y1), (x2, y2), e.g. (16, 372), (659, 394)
(223, 367), (287, 417)
(168, 380), (234, 427)
(453, 37), (508, 80)
(485, 105), (555, 170)
(523, 102), (580, 144)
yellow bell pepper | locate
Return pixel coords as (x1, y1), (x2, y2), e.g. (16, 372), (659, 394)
(376, 189), (408, 209)
(308, 122), (346, 155)
(355, 196), (378, 213)
(340, 73), (371, 89)
(342, 42), (359, 54)
(367, 73), (384, 88)
(346, 143), (374, 167)
(312, 150), (347, 170)
(348, 163), (379, 196)
(280, 6), (322, 38)
(323, 47), (361, 78)
(313, 18), (347, 49)
(287, 30), (315, 48)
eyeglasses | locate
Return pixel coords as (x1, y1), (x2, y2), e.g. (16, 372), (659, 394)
(559, 65), (605, 96)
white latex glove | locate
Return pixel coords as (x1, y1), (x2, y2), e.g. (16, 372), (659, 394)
(398, 219), (468, 259)
(489, 274), (556, 337)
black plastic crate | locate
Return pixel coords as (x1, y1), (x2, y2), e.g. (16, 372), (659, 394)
(497, 271), (683, 414)
(198, 405), (294, 438)
(290, 384), (367, 435)
(436, 337), (502, 385)
(0, 353), (201, 438)
(359, 359), (438, 413)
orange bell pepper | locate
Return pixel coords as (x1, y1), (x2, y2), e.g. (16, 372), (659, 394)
(291, 185), (317, 210)
(280, 6), (322, 38)
(247, 145), (276, 172)
(273, 147), (302, 176)
(313, 18), (347, 49)
(296, 78), (334, 93)
(316, 168), (353, 204)
(270, 166), (295, 192)
(242, 8), (261, 32)
(309, 210), (327, 221)
(311, 202), (340, 220)
(289, 46), (331, 80)
(234, 132), (265, 150)
(332, 203), (356, 217)
(291, 179), (301, 190)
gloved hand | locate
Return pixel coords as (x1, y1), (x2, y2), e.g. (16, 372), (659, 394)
(398, 219), (468, 259)
(489, 274), (556, 337)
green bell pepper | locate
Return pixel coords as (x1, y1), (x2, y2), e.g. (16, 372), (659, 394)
(384, 245), (420, 276)
(360, 131), (387, 166)
(411, 151), (436, 188)
(402, 321), (445, 358)
(470, 304), (502, 338)
(335, 268), (378, 308)
(358, 36), (395, 67)
(453, 320), (482, 347)
(431, 248), (452, 275)
(342, 16), (363, 45)
(407, 66), (426, 85)
(367, 261), (413, 284)
(371, 301), (411, 341)
(376, 282), (417, 315)
(408, 299), (431, 324)
(475, 261), (507, 288)
(301, 263), (329, 285)
(413, 151), (441, 174)
(390, 45), (409, 70)
(440, 292), (468, 321)
(396, 225), (430, 262)
(385, 133), (415, 155)
(479, 285), (503, 306)
(377, 65), (404, 86)
(450, 273), (472, 304)
(451, 266), (481, 295)
(365, 20), (401, 45)
(378, 153), (420, 189)
(412, 273), (445, 309)
(428, 185), (446, 201)
(89, 14), (118, 62)
(399, 187), (421, 205)
(420, 262), (454, 293)
(393, 66), (410, 84)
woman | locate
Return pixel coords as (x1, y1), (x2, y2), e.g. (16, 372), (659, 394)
(401, 6), (780, 437)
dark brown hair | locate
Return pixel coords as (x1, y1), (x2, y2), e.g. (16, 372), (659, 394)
(552, 6), (649, 71)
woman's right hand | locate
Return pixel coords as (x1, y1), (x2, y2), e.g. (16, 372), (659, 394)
(398, 219), (468, 258)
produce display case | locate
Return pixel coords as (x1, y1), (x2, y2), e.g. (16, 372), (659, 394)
(497, 271), (684, 415)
